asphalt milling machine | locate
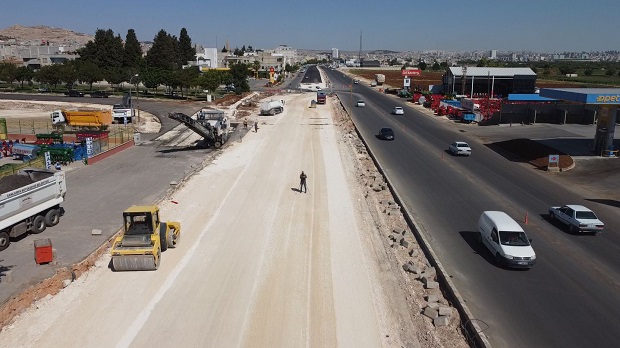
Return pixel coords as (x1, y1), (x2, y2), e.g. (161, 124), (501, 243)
(168, 108), (230, 148)
(110, 205), (181, 271)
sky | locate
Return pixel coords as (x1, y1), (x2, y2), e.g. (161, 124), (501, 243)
(1, 0), (619, 53)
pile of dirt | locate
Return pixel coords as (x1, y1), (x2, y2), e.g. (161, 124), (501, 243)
(491, 138), (574, 169)
(0, 25), (93, 45)
(0, 175), (34, 195)
(213, 93), (248, 107)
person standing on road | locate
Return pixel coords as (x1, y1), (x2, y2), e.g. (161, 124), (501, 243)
(299, 171), (307, 193)
(243, 119), (248, 129)
(254, 121), (258, 133)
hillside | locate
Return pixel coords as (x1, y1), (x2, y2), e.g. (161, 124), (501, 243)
(0, 25), (93, 45)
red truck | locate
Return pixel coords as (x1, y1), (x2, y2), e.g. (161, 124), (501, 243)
(316, 91), (327, 104)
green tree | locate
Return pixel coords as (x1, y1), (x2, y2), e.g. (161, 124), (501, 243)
(124, 29), (143, 72)
(605, 68), (616, 76)
(199, 69), (222, 94)
(229, 62), (250, 94)
(389, 58), (398, 66)
(583, 69), (593, 76)
(59, 61), (79, 89)
(178, 67), (199, 96)
(432, 61), (441, 70)
(140, 68), (162, 92)
(78, 29), (124, 77)
(146, 30), (179, 71)
(35, 64), (63, 89)
(440, 62), (448, 68)
(15, 66), (34, 89)
(418, 61), (427, 70)
(76, 60), (104, 90)
(477, 58), (489, 67)
(178, 28), (195, 66)
(0, 62), (18, 86)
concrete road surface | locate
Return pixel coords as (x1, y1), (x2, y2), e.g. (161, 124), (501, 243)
(0, 93), (417, 347)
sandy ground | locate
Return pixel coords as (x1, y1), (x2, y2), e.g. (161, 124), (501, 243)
(0, 93), (424, 347)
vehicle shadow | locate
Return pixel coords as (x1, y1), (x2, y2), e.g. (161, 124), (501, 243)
(585, 198), (620, 209)
(459, 231), (496, 266)
(0, 261), (15, 283)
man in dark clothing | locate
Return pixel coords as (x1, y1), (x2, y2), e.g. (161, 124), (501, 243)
(254, 121), (258, 133)
(299, 171), (307, 193)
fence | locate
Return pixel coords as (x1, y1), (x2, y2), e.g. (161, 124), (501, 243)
(0, 156), (46, 179)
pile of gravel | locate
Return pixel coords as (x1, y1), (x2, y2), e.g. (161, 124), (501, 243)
(0, 174), (36, 195)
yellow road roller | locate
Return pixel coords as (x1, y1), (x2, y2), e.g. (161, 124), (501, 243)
(110, 205), (180, 271)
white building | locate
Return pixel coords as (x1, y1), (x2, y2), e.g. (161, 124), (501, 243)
(332, 48), (339, 59)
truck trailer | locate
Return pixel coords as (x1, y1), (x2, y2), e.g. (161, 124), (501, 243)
(259, 100), (284, 116)
(375, 74), (386, 86)
(316, 91), (327, 104)
(0, 168), (67, 252)
(50, 109), (112, 132)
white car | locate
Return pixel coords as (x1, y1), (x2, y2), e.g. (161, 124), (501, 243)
(392, 107), (404, 115)
(449, 141), (471, 156)
(356, 100), (365, 107)
(353, 79), (359, 84)
(548, 205), (604, 233)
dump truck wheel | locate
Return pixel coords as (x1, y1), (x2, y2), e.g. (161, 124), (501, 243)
(166, 228), (179, 248)
(214, 141), (222, 149)
(159, 224), (168, 252)
(0, 231), (10, 252)
(31, 215), (47, 234)
(45, 209), (61, 227)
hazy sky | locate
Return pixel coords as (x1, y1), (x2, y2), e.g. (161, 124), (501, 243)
(1, 0), (618, 52)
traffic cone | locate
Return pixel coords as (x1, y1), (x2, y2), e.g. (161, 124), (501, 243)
(524, 211), (528, 224)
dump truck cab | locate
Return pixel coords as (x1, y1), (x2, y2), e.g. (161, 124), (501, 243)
(111, 205), (180, 271)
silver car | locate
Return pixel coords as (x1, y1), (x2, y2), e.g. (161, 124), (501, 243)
(449, 141), (471, 156)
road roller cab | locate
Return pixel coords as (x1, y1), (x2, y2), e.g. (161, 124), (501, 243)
(111, 205), (180, 271)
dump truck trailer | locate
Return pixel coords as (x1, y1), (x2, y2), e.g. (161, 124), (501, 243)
(50, 109), (112, 132)
(0, 168), (66, 252)
(259, 100), (284, 115)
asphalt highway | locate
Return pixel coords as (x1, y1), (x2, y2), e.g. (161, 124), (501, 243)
(324, 69), (620, 348)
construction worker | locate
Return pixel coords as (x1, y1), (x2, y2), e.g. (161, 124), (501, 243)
(299, 171), (307, 193)
(243, 119), (248, 129)
(55, 162), (61, 170)
(254, 121), (258, 133)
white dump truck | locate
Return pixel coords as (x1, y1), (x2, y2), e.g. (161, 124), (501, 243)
(259, 100), (284, 115)
(0, 168), (67, 251)
(375, 74), (386, 86)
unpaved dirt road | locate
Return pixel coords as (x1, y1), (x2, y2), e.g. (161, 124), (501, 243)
(0, 93), (421, 347)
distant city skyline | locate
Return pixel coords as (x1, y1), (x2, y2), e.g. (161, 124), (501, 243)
(1, 0), (618, 53)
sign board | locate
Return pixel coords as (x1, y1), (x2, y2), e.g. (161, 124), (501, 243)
(44, 151), (51, 169)
(269, 67), (275, 73)
(86, 137), (93, 158)
(548, 154), (559, 167)
(402, 69), (421, 76)
(403, 77), (411, 87)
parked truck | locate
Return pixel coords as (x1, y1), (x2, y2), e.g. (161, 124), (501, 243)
(0, 168), (67, 251)
(50, 109), (112, 132)
(316, 91), (327, 104)
(259, 100), (284, 115)
(375, 74), (386, 86)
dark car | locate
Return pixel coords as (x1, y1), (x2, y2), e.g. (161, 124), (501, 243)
(90, 90), (109, 98)
(65, 90), (84, 97)
(378, 127), (394, 140)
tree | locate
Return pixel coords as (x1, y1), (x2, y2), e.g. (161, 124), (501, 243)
(605, 68), (616, 76)
(59, 61), (78, 89)
(198, 69), (221, 94)
(124, 29), (143, 72)
(178, 67), (199, 96)
(432, 61), (441, 70)
(178, 28), (195, 66)
(76, 60), (104, 90)
(389, 58), (398, 66)
(146, 30), (180, 71)
(418, 61), (427, 70)
(140, 68), (162, 92)
(0, 62), (18, 86)
(77, 29), (124, 75)
(221, 46), (228, 53)
(15, 66), (34, 89)
(477, 58), (489, 67)
(35, 64), (63, 89)
(229, 62), (250, 94)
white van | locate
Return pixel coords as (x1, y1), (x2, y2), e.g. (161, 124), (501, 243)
(478, 211), (536, 269)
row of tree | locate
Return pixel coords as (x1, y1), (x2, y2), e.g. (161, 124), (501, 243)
(0, 27), (254, 95)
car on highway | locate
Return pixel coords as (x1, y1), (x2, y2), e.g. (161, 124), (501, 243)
(89, 90), (109, 98)
(377, 127), (394, 140)
(548, 205), (604, 234)
(392, 107), (404, 115)
(356, 100), (366, 107)
(478, 211), (536, 269)
(449, 141), (471, 156)
(304, 76), (309, 79)
(354, 79), (359, 84)
(65, 90), (84, 97)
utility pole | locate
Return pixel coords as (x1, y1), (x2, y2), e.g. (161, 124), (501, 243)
(358, 30), (362, 67)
